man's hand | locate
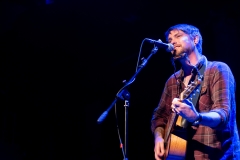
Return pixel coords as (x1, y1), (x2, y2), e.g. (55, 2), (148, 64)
(171, 98), (199, 122)
(154, 136), (165, 160)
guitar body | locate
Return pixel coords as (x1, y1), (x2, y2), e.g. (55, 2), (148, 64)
(164, 115), (187, 160)
(165, 134), (187, 160)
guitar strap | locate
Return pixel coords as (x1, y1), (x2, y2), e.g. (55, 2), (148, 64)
(181, 57), (207, 128)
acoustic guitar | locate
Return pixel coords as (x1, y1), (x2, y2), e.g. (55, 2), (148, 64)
(163, 78), (202, 160)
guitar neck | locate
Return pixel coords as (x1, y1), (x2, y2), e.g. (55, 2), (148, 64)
(163, 78), (202, 159)
(164, 112), (178, 142)
(164, 96), (184, 143)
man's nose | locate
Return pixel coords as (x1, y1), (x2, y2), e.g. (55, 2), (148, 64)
(171, 39), (177, 45)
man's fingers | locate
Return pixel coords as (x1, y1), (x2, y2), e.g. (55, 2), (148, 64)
(155, 150), (164, 160)
(155, 153), (162, 160)
(172, 98), (183, 109)
(171, 104), (180, 113)
(172, 98), (179, 104)
(154, 140), (165, 160)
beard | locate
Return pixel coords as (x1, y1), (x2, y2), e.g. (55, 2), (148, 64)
(172, 47), (187, 60)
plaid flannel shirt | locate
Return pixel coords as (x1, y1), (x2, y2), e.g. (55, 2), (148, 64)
(151, 56), (240, 160)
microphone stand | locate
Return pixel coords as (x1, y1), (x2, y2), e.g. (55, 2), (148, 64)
(97, 46), (159, 160)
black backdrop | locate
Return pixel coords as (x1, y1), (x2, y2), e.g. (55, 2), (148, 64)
(0, 0), (240, 160)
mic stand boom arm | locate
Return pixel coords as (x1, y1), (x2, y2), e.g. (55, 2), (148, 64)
(97, 46), (159, 159)
(97, 46), (158, 123)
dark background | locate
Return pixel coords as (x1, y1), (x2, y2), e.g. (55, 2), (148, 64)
(0, 0), (240, 160)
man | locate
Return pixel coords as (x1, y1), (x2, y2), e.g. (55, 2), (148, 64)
(151, 24), (240, 160)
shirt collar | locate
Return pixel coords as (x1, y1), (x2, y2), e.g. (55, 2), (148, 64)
(176, 55), (207, 81)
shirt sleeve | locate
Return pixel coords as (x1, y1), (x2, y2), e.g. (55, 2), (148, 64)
(209, 62), (235, 129)
(151, 75), (178, 133)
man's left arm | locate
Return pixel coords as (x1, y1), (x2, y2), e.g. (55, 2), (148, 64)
(198, 62), (234, 129)
(171, 62), (234, 129)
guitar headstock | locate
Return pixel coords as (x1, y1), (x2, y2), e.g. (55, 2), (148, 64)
(180, 78), (202, 101)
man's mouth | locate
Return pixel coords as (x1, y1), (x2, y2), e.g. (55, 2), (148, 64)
(174, 45), (181, 49)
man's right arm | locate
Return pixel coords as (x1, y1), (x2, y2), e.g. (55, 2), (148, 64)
(154, 127), (165, 160)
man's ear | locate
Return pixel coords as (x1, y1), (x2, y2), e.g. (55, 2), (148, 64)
(194, 36), (199, 45)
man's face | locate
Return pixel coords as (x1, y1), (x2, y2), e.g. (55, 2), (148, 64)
(167, 29), (195, 58)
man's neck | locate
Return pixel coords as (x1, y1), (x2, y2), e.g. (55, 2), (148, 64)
(187, 51), (202, 66)
(180, 50), (202, 76)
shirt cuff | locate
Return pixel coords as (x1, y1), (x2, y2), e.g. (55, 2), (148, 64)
(209, 109), (228, 129)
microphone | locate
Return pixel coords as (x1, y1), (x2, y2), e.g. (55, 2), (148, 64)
(145, 38), (174, 52)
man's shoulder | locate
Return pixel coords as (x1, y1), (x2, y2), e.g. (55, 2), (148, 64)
(205, 61), (235, 81)
(208, 60), (229, 67)
(207, 61), (231, 71)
